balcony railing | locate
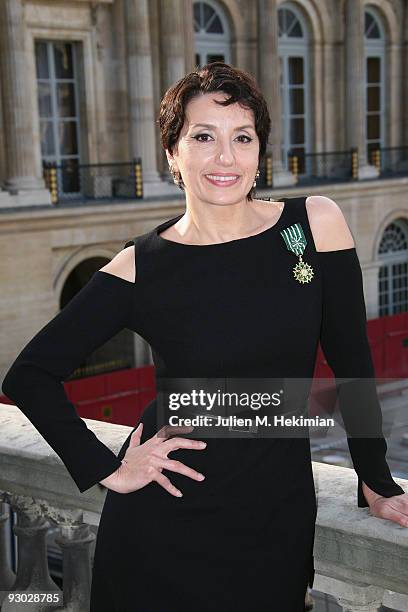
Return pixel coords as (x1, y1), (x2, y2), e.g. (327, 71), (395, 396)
(42, 159), (143, 205)
(40, 148), (408, 206)
(257, 150), (358, 189)
(287, 148), (358, 186)
(257, 146), (408, 189)
(0, 403), (407, 611)
(370, 146), (408, 178)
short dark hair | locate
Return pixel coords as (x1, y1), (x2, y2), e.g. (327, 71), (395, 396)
(158, 62), (271, 201)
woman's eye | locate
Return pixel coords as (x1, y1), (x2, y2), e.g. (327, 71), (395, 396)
(194, 133), (212, 142)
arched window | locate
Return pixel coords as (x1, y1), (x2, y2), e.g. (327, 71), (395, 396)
(364, 7), (386, 164)
(193, 1), (231, 68)
(278, 3), (310, 176)
(378, 220), (408, 316)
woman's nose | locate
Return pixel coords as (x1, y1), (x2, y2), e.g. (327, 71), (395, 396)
(215, 141), (235, 165)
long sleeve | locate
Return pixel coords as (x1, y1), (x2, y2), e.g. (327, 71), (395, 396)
(1, 270), (134, 493)
(317, 247), (405, 507)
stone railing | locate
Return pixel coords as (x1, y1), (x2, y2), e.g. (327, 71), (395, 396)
(0, 403), (407, 612)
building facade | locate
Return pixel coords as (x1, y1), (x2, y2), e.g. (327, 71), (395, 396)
(1, 0), (407, 379)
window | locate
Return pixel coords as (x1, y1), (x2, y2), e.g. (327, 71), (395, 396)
(364, 9), (385, 163)
(193, 1), (230, 68)
(35, 41), (81, 194)
(278, 4), (310, 176)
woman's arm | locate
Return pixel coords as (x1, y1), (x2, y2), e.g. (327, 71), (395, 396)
(306, 196), (405, 508)
(1, 246), (136, 494)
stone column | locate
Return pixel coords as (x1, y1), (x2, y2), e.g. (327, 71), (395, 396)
(160, 0), (186, 89)
(124, 0), (171, 197)
(257, 0), (296, 188)
(388, 41), (402, 150)
(55, 523), (95, 611)
(159, 0), (190, 185)
(183, 0), (195, 74)
(345, 0), (378, 179)
(1, 504), (61, 612)
(0, 0), (49, 195)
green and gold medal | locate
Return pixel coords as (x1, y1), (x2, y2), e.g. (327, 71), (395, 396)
(280, 223), (314, 284)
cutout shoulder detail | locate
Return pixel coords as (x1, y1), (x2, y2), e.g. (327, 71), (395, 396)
(305, 195), (355, 252)
(96, 270), (135, 285)
(99, 244), (136, 284)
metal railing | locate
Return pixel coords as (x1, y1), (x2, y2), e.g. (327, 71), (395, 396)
(42, 159), (143, 205)
(288, 148), (358, 186)
(257, 149), (358, 188)
(255, 147), (408, 186)
(41, 147), (408, 204)
(370, 146), (408, 178)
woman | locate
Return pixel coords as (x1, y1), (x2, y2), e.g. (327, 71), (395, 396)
(2, 62), (407, 612)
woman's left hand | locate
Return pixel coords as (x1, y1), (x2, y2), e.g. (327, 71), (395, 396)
(362, 482), (408, 527)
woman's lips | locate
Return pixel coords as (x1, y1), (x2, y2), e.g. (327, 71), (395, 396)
(204, 175), (241, 187)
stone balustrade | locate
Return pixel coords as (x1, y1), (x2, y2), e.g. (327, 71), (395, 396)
(0, 403), (407, 611)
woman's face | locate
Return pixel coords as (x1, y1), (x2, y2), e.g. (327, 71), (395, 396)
(166, 91), (260, 205)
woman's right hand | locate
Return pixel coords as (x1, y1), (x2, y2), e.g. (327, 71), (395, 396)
(100, 423), (207, 496)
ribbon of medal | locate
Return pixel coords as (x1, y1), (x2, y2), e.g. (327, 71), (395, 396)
(280, 223), (314, 284)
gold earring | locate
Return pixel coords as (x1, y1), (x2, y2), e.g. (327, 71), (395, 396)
(253, 169), (260, 189)
(169, 165), (180, 185)
(169, 165), (184, 189)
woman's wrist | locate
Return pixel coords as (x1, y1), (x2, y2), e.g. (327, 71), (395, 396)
(99, 462), (126, 493)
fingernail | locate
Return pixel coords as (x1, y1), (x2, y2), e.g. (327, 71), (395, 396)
(176, 490), (183, 497)
(198, 473), (205, 480)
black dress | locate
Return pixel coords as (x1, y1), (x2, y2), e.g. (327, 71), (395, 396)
(2, 195), (404, 612)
